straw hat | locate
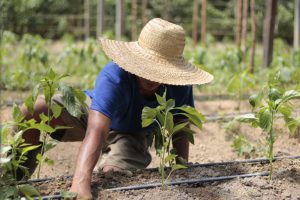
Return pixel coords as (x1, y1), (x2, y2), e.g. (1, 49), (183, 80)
(99, 18), (213, 85)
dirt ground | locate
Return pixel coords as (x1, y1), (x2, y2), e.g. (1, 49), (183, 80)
(1, 92), (300, 199)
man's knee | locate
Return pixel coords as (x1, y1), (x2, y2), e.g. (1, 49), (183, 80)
(20, 95), (48, 121)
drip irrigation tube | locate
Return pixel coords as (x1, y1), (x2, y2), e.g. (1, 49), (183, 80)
(19, 155), (300, 185)
(2, 94), (247, 108)
(32, 171), (270, 199)
(106, 171), (270, 191)
(145, 155), (300, 172)
(33, 194), (62, 200)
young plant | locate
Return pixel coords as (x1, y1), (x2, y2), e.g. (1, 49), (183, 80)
(24, 68), (87, 178)
(0, 107), (41, 199)
(236, 86), (300, 178)
(141, 90), (205, 187)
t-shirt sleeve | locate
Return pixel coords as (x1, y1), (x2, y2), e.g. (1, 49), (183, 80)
(89, 72), (126, 120)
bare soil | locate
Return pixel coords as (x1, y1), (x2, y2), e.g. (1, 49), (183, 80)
(33, 159), (300, 200)
(1, 92), (300, 199)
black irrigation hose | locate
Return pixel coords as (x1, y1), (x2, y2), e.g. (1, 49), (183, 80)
(106, 171), (270, 192)
(2, 94), (247, 107)
(32, 171), (270, 199)
(145, 155), (300, 172)
(33, 194), (63, 200)
(19, 155), (300, 185)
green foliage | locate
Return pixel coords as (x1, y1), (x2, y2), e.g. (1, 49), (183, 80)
(141, 89), (205, 187)
(236, 85), (300, 178)
(0, 125), (41, 199)
(24, 68), (87, 178)
(231, 135), (256, 158)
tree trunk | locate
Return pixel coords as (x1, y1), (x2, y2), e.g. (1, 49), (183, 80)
(201, 0), (207, 46)
(116, 0), (125, 40)
(235, 0), (243, 48)
(96, 0), (104, 37)
(84, 0), (90, 39)
(263, 0), (277, 67)
(294, 0), (300, 49)
(242, 0), (248, 59)
(250, 0), (257, 73)
(131, 0), (138, 40)
(192, 0), (199, 46)
(142, 0), (148, 25)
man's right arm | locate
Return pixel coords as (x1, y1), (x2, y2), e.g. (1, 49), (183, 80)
(70, 109), (111, 199)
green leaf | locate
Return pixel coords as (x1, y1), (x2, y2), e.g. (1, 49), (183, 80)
(172, 122), (189, 135)
(39, 113), (49, 123)
(24, 95), (35, 116)
(73, 88), (87, 104)
(176, 106), (206, 122)
(13, 131), (23, 142)
(178, 113), (203, 130)
(165, 99), (175, 111)
(165, 154), (177, 163)
(285, 117), (300, 135)
(165, 112), (174, 134)
(258, 108), (272, 132)
(48, 68), (56, 81)
(277, 104), (292, 118)
(141, 107), (157, 127)
(235, 114), (257, 123)
(36, 153), (43, 162)
(275, 90), (300, 108)
(268, 88), (282, 102)
(19, 184), (40, 199)
(0, 146), (11, 154)
(44, 142), (57, 152)
(59, 83), (82, 118)
(155, 90), (167, 106)
(181, 127), (195, 144)
(171, 164), (187, 171)
(45, 157), (54, 166)
(51, 103), (62, 119)
(227, 75), (240, 93)
(1, 125), (10, 144)
(12, 104), (24, 123)
(31, 123), (55, 133)
(21, 144), (41, 155)
(248, 90), (264, 109)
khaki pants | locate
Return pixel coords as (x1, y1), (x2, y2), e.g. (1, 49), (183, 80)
(51, 95), (152, 170)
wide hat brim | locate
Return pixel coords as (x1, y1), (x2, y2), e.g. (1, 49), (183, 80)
(99, 38), (214, 86)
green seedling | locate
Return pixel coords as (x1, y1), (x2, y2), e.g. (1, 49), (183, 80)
(236, 86), (300, 178)
(142, 90), (205, 187)
(0, 108), (40, 199)
(25, 68), (87, 178)
(231, 135), (256, 159)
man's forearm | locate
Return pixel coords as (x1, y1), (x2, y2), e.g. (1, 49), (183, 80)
(72, 130), (106, 184)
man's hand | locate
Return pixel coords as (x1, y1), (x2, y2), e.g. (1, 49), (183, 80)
(70, 182), (92, 200)
(69, 110), (111, 199)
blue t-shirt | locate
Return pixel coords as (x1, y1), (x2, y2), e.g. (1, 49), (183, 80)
(85, 61), (194, 132)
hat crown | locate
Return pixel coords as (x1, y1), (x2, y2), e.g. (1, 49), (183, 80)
(138, 18), (185, 58)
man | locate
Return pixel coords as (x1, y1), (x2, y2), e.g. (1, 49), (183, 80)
(21, 18), (213, 199)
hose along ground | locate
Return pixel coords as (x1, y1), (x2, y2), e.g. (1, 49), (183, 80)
(21, 155), (300, 185)
(33, 171), (270, 200)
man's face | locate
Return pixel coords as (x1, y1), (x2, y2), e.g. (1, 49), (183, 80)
(137, 77), (161, 96)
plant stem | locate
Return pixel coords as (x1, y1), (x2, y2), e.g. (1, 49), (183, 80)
(268, 110), (275, 180)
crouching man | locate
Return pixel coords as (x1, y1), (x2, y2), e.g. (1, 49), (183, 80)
(20, 18), (213, 199)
